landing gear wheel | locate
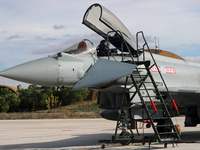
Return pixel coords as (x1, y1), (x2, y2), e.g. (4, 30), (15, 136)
(119, 131), (131, 145)
(101, 144), (105, 149)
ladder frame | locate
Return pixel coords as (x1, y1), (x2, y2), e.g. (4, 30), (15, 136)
(99, 30), (181, 146)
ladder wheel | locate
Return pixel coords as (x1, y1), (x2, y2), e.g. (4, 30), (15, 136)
(119, 131), (131, 145)
(164, 143), (167, 148)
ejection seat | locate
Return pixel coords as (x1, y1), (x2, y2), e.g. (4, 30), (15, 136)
(96, 40), (110, 56)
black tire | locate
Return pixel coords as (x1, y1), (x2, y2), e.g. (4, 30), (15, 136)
(119, 131), (131, 145)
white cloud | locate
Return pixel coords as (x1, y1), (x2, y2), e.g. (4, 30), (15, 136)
(0, 0), (200, 87)
(107, 0), (200, 57)
(53, 25), (65, 30)
(1, 0), (200, 56)
(31, 33), (101, 55)
(7, 35), (23, 40)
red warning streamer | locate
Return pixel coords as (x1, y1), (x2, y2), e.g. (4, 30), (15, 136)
(150, 100), (157, 112)
(171, 99), (178, 111)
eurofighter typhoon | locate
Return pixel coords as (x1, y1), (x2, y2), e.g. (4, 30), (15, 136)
(1, 3), (200, 145)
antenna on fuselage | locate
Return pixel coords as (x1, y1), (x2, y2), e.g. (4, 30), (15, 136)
(155, 36), (160, 53)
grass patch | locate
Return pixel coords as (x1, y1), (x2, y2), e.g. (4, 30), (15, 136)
(0, 100), (103, 119)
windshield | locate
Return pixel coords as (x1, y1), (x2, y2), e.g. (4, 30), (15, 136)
(61, 39), (95, 54)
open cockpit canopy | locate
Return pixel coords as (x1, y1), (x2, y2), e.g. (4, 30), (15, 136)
(83, 3), (140, 56)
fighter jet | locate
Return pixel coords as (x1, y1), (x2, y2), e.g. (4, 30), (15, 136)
(0, 3), (200, 140)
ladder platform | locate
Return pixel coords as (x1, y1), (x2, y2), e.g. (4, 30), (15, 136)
(135, 61), (150, 67)
(125, 60), (150, 67)
(99, 135), (180, 144)
(99, 136), (156, 144)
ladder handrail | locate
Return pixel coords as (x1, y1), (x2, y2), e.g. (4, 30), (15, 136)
(136, 31), (179, 116)
(129, 63), (181, 142)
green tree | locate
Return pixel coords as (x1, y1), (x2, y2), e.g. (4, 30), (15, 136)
(0, 97), (9, 112)
(54, 87), (70, 106)
(55, 87), (90, 105)
(0, 88), (20, 112)
(17, 85), (90, 111)
(18, 85), (37, 111)
(40, 86), (55, 109)
(18, 85), (54, 111)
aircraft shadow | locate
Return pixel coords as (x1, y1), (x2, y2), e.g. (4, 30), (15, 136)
(1, 130), (200, 149)
(0, 133), (113, 149)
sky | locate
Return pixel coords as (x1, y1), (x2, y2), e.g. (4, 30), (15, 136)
(0, 0), (200, 88)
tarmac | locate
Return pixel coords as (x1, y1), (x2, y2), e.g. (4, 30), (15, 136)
(0, 117), (200, 150)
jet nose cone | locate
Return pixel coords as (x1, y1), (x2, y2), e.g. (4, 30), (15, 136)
(0, 57), (59, 86)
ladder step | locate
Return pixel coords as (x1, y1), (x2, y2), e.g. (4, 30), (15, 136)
(160, 138), (180, 142)
(143, 82), (154, 84)
(139, 88), (156, 90)
(158, 132), (178, 135)
(133, 75), (147, 78)
(156, 124), (174, 127)
(144, 102), (167, 106)
(148, 110), (166, 112)
(137, 48), (144, 51)
(144, 103), (159, 105)
(142, 95), (159, 98)
(145, 109), (169, 114)
(155, 117), (171, 120)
